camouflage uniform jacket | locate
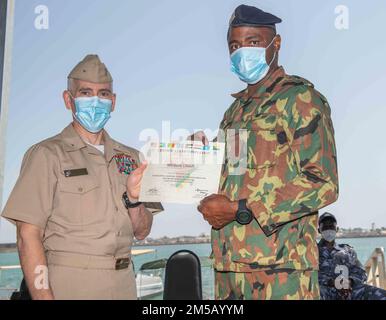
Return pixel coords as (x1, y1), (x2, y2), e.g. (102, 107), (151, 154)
(211, 67), (339, 272)
(318, 240), (367, 287)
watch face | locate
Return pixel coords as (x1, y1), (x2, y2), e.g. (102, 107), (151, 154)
(237, 210), (252, 224)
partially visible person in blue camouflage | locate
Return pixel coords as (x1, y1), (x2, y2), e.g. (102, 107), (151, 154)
(318, 212), (386, 300)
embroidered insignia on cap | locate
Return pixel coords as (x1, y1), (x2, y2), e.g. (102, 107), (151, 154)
(113, 153), (138, 175)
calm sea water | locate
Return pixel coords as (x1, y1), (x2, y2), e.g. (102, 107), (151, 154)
(1, 238), (385, 299)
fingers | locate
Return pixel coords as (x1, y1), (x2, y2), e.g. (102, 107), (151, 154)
(197, 201), (206, 214)
(202, 135), (209, 146)
(206, 216), (222, 229)
(197, 194), (218, 214)
(197, 199), (207, 212)
(200, 193), (217, 204)
(197, 200), (221, 228)
(139, 160), (148, 170)
(198, 199), (205, 212)
(188, 131), (209, 146)
(133, 161), (147, 175)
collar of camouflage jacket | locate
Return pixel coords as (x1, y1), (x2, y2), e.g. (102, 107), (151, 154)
(231, 66), (286, 99)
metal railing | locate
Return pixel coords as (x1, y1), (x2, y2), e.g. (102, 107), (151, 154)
(364, 247), (386, 289)
(1, 249), (385, 298)
(0, 265), (21, 270)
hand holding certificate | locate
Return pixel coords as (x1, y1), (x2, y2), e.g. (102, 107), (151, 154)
(139, 141), (225, 204)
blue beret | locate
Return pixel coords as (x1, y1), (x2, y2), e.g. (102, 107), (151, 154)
(229, 4), (282, 29)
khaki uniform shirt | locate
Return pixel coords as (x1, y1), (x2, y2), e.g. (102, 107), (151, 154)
(1, 123), (162, 258)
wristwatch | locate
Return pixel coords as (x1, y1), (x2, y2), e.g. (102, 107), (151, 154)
(236, 199), (253, 225)
(122, 191), (142, 209)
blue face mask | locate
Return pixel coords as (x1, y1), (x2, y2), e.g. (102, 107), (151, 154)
(71, 96), (112, 133)
(230, 37), (276, 85)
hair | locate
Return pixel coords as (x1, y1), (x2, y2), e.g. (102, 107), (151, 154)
(67, 78), (76, 95)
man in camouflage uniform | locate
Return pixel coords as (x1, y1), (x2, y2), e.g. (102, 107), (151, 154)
(197, 5), (339, 300)
(318, 212), (386, 300)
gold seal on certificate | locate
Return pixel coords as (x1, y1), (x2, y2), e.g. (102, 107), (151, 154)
(139, 141), (225, 204)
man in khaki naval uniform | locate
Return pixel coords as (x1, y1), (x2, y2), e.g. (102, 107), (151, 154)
(1, 54), (162, 300)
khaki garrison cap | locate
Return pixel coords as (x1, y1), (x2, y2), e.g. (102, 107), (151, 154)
(68, 54), (113, 83)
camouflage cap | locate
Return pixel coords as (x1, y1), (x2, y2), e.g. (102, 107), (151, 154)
(67, 54), (113, 83)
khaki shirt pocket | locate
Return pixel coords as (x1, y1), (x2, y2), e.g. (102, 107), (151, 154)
(56, 176), (101, 226)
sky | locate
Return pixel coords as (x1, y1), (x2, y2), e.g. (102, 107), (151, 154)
(1, 0), (386, 243)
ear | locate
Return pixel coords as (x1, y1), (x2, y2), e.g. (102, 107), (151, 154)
(274, 34), (281, 52)
(111, 94), (116, 112)
(63, 90), (74, 112)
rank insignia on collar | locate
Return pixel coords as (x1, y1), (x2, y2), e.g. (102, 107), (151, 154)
(113, 153), (138, 175)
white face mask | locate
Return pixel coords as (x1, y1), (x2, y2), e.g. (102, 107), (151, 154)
(321, 230), (336, 242)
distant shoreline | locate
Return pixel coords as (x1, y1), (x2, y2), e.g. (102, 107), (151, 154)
(134, 241), (211, 247)
(0, 243), (17, 253)
(133, 235), (386, 247)
(1, 235), (386, 252)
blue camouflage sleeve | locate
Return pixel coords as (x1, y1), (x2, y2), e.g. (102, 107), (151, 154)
(346, 247), (367, 285)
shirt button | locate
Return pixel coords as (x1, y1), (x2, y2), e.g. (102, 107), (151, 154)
(78, 187), (83, 192)
(115, 206), (119, 211)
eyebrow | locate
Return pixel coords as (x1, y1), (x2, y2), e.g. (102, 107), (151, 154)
(229, 35), (263, 44)
(98, 89), (112, 93)
(244, 35), (263, 41)
(78, 87), (93, 92)
(228, 38), (242, 45)
(77, 87), (112, 93)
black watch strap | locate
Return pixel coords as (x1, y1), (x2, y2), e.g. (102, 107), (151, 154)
(236, 199), (253, 225)
(122, 191), (142, 209)
(238, 199), (248, 211)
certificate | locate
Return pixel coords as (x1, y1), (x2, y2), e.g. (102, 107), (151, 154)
(139, 141), (225, 204)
